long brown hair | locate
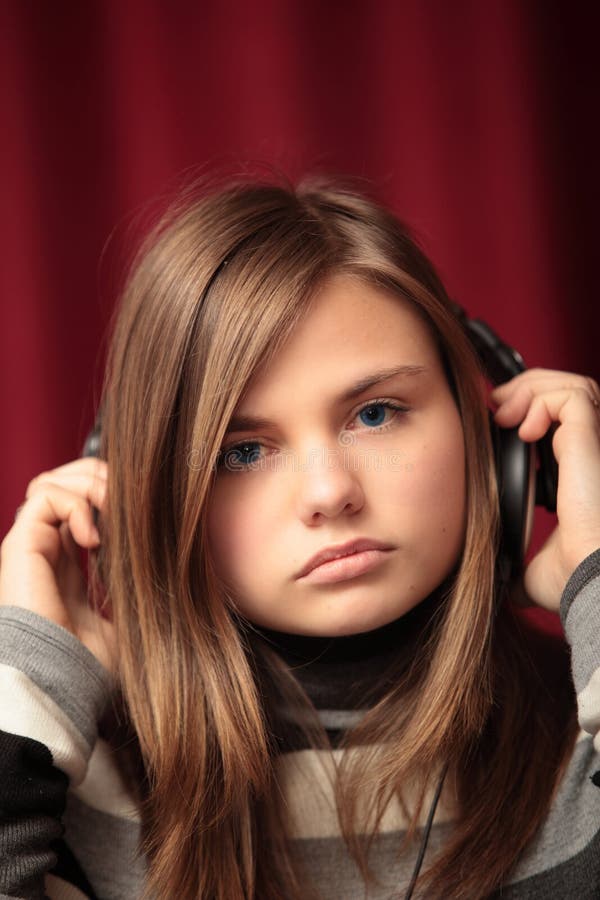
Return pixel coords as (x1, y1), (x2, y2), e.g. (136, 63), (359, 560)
(91, 173), (578, 899)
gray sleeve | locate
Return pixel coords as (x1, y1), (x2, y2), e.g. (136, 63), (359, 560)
(0, 606), (112, 754)
(0, 606), (112, 898)
(559, 550), (600, 743)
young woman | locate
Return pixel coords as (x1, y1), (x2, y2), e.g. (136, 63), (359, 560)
(1, 175), (599, 900)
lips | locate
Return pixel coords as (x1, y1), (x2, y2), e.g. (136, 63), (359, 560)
(295, 538), (395, 579)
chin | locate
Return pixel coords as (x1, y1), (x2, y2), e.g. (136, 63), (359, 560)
(306, 607), (406, 638)
(310, 590), (428, 638)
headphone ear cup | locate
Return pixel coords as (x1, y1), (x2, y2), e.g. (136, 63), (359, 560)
(456, 310), (556, 581)
(489, 411), (536, 579)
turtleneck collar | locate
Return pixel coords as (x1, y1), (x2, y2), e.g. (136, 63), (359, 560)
(251, 582), (449, 669)
(246, 583), (450, 731)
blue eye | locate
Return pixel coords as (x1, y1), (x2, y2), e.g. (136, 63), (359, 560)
(217, 400), (407, 473)
(357, 401), (401, 428)
(218, 443), (263, 470)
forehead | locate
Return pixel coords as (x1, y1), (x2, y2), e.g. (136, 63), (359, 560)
(239, 274), (443, 407)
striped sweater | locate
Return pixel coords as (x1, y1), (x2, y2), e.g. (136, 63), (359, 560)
(1, 550), (600, 899)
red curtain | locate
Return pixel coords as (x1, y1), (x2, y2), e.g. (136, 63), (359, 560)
(2, 1), (598, 629)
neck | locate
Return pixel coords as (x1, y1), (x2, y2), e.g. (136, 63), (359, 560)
(251, 583), (448, 667)
(246, 583), (452, 743)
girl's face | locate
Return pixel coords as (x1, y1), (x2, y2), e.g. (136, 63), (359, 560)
(206, 274), (466, 636)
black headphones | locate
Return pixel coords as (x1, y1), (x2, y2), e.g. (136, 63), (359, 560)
(82, 308), (558, 582)
(451, 305), (558, 581)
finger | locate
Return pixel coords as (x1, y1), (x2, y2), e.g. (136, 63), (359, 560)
(490, 369), (598, 401)
(490, 370), (600, 409)
(15, 483), (105, 551)
(25, 471), (108, 509)
(25, 459), (107, 498)
(493, 381), (600, 431)
(507, 387), (600, 445)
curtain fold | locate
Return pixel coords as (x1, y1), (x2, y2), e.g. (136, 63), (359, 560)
(2, 2), (598, 627)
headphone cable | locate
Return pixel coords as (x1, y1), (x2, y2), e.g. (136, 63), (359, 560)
(403, 762), (449, 900)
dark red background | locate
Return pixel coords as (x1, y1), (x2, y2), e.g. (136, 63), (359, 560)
(1, 1), (598, 632)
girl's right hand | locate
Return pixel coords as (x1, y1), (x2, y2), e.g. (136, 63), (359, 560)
(0, 457), (115, 673)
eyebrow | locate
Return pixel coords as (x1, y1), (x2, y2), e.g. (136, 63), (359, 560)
(224, 364), (426, 435)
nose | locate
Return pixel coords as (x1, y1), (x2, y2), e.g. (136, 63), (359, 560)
(295, 443), (365, 524)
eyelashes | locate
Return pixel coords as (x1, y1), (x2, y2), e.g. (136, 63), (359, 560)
(216, 399), (409, 473)
(351, 400), (407, 430)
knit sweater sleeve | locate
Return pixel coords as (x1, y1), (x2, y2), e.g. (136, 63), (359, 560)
(0, 606), (112, 899)
(560, 548), (600, 771)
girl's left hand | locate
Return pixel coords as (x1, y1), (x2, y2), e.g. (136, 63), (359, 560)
(490, 369), (600, 612)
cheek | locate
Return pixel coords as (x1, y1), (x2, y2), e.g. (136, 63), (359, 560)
(388, 419), (466, 549)
(421, 429), (466, 548)
(206, 484), (269, 585)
